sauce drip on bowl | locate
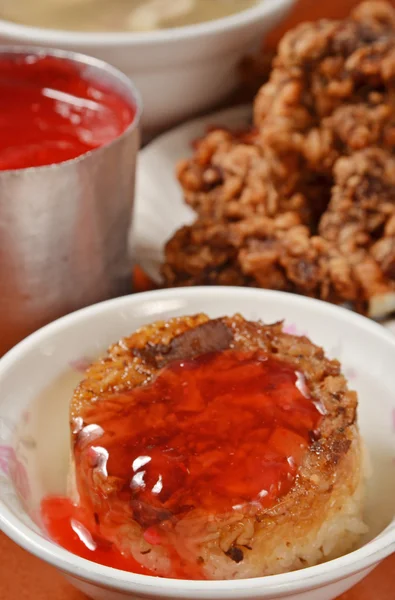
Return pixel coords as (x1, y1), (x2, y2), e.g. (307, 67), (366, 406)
(42, 350), (323, 576)
(42, 496), (154, 575)
(0, 55), (135, 170)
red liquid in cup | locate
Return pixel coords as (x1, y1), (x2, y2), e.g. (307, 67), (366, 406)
(0, 54), (136, 170)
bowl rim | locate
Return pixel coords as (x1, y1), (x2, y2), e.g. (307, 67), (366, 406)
(0, 0), (295, 46)
(0, 45), (142, 176)
(0, 287), (394, 597)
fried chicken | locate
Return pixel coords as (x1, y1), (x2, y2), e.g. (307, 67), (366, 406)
(163, 210), (362, 307)
(177, 128), (330, 228)
(177, 129), (312, 224)
(321, 148), (395, 317)
(162, 1), (395, 318)
(254, 1), (395, 164)
(164, 146), (395, 316)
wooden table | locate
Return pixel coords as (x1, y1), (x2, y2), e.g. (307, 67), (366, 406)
(1, 1), (395, 598)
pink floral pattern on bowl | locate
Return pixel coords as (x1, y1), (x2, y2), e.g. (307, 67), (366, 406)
(0, 444), (30, 504)
(69, 356), (93, 373)
(10, 455), (31, 504)
(0, 445), (15, 477)
(283, 323), (308, 337)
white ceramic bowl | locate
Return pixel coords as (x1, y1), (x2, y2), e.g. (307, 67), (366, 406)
(0, 0), (294, 133)
(0, 287), (394, 600)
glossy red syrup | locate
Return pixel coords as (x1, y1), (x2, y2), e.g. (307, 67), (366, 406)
(42, 350), (322, 576)
(41, 496), (154, 575)
(0, 55), (135, 170)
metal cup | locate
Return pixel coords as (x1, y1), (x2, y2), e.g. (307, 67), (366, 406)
(0, 47), (142, 354)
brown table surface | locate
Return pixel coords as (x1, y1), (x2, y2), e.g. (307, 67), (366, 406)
(0, 535), (395, 600)
(1, 1), (395, 598)
(1, 532), (394, 599)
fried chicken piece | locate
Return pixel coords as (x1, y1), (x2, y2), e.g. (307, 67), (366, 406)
(320, 149), (395, 252)
(162, 217), (247, 287)
(163, 213), (299, 290)
(162, 211), (363, 309)
(320, 148), (395, 317)
(303, 99), (395, 173)
(254, 2), (395, 170)
(177, 129), (312, 224)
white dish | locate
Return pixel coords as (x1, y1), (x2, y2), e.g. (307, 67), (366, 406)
(133, 104), (252, 281)
(132, 104), (395, 335)
(0, 287), (395, 600)
(0, 0), (295, 132)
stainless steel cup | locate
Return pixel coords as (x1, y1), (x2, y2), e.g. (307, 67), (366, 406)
(0, 47), (142, 354)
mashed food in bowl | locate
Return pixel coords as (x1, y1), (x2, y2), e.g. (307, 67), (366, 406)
(42, 314), (367, 580)
(0, 0), (259, 32)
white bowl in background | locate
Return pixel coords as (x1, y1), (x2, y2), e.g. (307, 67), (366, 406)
(0, 287), (394, 600)
(0, 0), (295, 133)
